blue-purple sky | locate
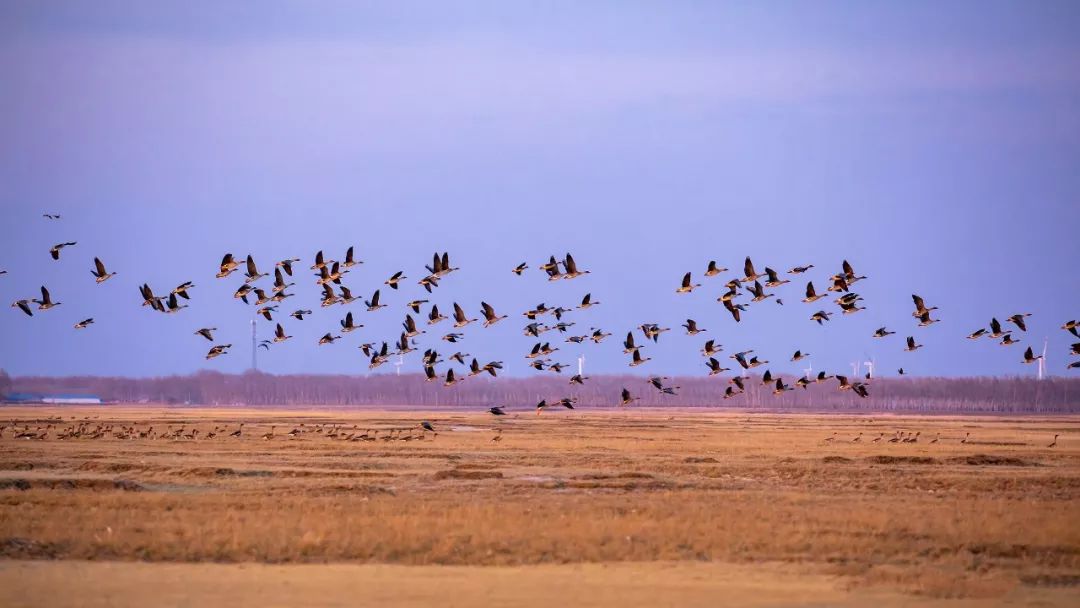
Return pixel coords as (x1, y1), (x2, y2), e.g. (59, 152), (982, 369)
(1, 1), (1078, 379)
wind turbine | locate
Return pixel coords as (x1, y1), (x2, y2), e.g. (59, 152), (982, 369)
(577, 353), (585, 376)
(1038, 337), (1047, 380)
(394, 354), (404, 376)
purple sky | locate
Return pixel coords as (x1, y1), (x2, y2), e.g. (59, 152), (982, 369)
(1, 1), (1078, 379)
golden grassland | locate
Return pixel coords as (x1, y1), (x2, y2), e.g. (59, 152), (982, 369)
(0, 406), (1078, 606)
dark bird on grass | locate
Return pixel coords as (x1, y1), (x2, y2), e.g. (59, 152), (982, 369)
(217, 253), (241, 278)
(620, 388), (639, 406)
(49, 242), (76, 260)
(1022, 346), (1042, 364)
(34, 286), (60, 310)
(481, 301), (507, 327)
(764, 267), (789, 288)
(194, 328), (216, 341)
(273, 323), (291, 343)
(489, 406), (507, 416)
(904, 336), (923, 351)
(788, 264), (814, 274)
(683, 319), (705, 335)
(244, 255), (267, 283)
(1048, 434), (1059, 448)
(874, 327), (895, 338)
(452, 302), (476, 327)
(676, 272), (701, 293)
(512, 262), (528, 275)
(1007, 313), (1031, 332)
(206, 344), (232, 359)
(340, 312), (362, 333)
(706, 357), (729, 375)
(91, 258), (116, 283)
(291, 309), (312, 320)
(705, 260), (727, 277)
(384, 271), (406, 290)
(12, 300), (33, 317)
(73, 318), (94, 329)
(746, 280), (773, 303)
(365, 289), (386, 312)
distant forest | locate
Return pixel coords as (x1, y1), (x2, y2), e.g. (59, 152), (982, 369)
(2, 369), (1078, 413)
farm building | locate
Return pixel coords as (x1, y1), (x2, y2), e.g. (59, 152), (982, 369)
(3, 392), (103, 405)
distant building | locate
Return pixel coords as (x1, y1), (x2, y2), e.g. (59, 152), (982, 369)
(3, 392), (103, 405)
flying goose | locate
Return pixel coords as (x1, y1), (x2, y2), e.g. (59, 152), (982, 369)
(761, 370), (774, 385)
(629, 349), (651, 367)
(967, 328), (987, 339)
(206, 344), (232, 359)
(827, 275), (849, 293)
(648, 376), (680, 395)
(253, 288), (272, 306)
(194, 328), (216, 341)
(49, 242), (77, 260)
(481, 302), (507, 327)
(746, 280), (773, 302)
(722, 298), (742, 322)
(702, 339), (722, 357)
(91, 258), (116, 283)
(275, 258), (300, 276)
(802, 281), (825, 303)
(539, 256), (559, 272)
(34, 286), (60, 310)
(911, 294), (937, 318)
(788, 264), (814, 274)
(12, 300), (33, 317)
(810, 310), (832, 324)
(620, 388), (639, 406)
(640, 323), (670, 342)
(1007, 313), (1031, 332)
(244, 255), (267, 283)
(1022, 346), (1042, 364)
(365, 290), (386, 312)
(873, 327), (895, 338)
(489, 406), (507, 416)
(723, 386), (741, 399)
(569, 373), (589, 385)
(217, 253), (241, 278)
(340, 312), (362, 333)
(578, 293), (599, 309)
(705, 260), (728, 276)
(444, 368), (458, 387)
(43, 213), (61, 219)
(815, 371), (834, 383)
(343, 246), (362, 268)
(73, 318), (94, 329)
(397, 332), (416, 355)
(290, 309), (312, 320)
(562, 253), (590, 279)
(442, 332), (464, 343)
(740, 256), (765, 283)
(1063, 320), (1079, 338)
(683, 319), (705, 335)
(255, 305), (276, 321)
(773, 378), (793, 394)
(590, 328), (611, 343)
(338, 286), (358, 305)
(428, 304), (447, 325)
(418, 274), (439, 293)
(904, 336), (923, 351)
(406, 299), (429, 314)
(385, 271), (406, 290)
(1000, 334), (1020, 346)
(916, 310), (939, 326)
(676, 272), (701, 293)
(402, 314), (424, 338)
(840, 300), (866, 315)
(310, 250), (333, 271)
(453, 302), (477, 327)
(273, 323), (291, 342)
(791, 350), (809, 362)
(706, 357), (729, 375)
(272, 268), (294, 293)
(512, 262), (528, 275)
(318, 333), (341, 345)
(763, 267), (789, 288)
(718, 283), (740, 303)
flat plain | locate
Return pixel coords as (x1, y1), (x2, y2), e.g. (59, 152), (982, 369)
(0, 406), (1078, 607)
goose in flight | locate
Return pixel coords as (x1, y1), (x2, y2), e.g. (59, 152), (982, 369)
(569, 373), (589, 385)
(911, 294), (937, 318)
(340, 312), (362, 333)
(244, 255), (267, 283)
(253, 288), (273, 306)
(873, 327), (895, 338)
(676, 272), (701, 293)
(788, 264), (814, 274)
(791, 350), (809, 362)
(648, 376), (680, 395)
(217, 253), (241, 278)
(453, 302), (477, 327)
(91, 258), (116, 283)
(194, 327), (216, 342)
(702, 339), (722, 357)
(481, 302), (507, 327)
(1000, 334), (1021, 346)
(73, 318), (94, 330)
(338, 286), (358, 306)
(722, 298), (742, 322)
(836, 260), (866, 284)
(904, 336), (923, 351)
(310, 250), (333, 271)
(275, 258), (300, 276)
(12, 300), (33, 317)
(705, 260), (728, 277)
(402, 314), (424, 338)
(1007, 313), (1031, 332)
(365, 289), (386, 312)
(746, 280), (773, 303)
(810, 310), (832, 325)
(384, 271), (406, 290)
(172, 281), (194, 300)
(418, 274), (439, 293)
(578, 293), (600, 309)
(562, 253), (590, 279)
(272, 268), (294, 293)
(290, 309), (312, 321)
(140, 284), (165, 310)
(428, 304), (447, 325)
(49, 242), (77, 260)
(620, 388), (639, 406)
(406, 299), (429, 314)
(1022, 346), (1043, 364)
(442, 332), (464, 343)
(33, 286), (60, 310)
(396, 332), (416, 355)
(318, 333), (341, 345)
(164, 293), (188, 314)
(840, 300), (866, 315)
(590, 328), (611, 343)
(629, 349), (652, 367)
(718, 283), (740, 303)
(512, 262), (528, 275)
(1063, 320), (1079, 338)
(206, 344), (232, 359)
(343, 246), (362, 268)
(827, 275), (849, 293)
(443, 368), (459, 387)
(773, 378), (793, 395)
(916, 311), (939, 326)
(640, 323), (670, 342)
(43, 213), (61, 220)
(987, 317), (1008, 339)
(967, 328), (987, 339)
(740, 256), (766, 283)
(683, 319), (706, 335)
(763, 267), (789, 288)
(706, 357), (729, 375)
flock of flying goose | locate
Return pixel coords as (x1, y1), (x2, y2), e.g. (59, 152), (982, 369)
(4, 213), (1080, 414)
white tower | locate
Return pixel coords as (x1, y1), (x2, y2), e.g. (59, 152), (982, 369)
(578, 354), (585, 376)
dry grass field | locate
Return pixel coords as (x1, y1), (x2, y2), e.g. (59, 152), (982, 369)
(0, 406), (1078, 607)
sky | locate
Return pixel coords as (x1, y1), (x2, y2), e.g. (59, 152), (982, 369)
(1, 1), (1078, 380)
